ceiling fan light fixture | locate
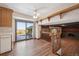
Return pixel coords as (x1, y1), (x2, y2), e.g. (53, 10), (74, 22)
(33, 15), (38, 19)
(33, 9), (40, 19)
(33, 12), (40, 19)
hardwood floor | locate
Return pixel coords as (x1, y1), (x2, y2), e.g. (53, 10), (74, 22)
(0, 39), (56, 56)
(62, 38), (79, 56)
(1, 37), (79, 56)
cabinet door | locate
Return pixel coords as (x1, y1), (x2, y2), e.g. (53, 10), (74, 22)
(6, 9), (12, 27)
(0, 35), (12, 54)
(1, 8), (12, 27)
(0, 8), (2, 26)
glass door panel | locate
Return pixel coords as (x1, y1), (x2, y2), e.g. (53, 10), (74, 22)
(16, 22), (26, 41)
(16, 21), (33, 41)
(26, 23), (33, 39)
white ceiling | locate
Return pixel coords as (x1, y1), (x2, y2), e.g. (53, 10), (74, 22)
(0, 3), (75, 20)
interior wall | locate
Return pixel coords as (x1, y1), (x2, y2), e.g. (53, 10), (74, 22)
(38, 9), (79, 25)
(12, 18), (16, 42)
(13, 12), (33, 21)
(62, 9), (79, 20)
(12, 12), (34, 42)
(35, 22), (41, 38)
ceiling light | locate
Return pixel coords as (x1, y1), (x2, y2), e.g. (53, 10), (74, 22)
(33, 15), (38, 19)
(33, 13), (40, 19)
(33, 10), (40, 19)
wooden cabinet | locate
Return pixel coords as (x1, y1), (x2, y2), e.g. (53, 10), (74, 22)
(0, 7), (13, 27)
(41, 25), (51, 42)
(41, 33), (51, 42)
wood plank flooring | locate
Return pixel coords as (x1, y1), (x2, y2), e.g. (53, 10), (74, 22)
(62, 38), (79, 56)
(1, 38), (79, 56)
(0, 39), (56, 56)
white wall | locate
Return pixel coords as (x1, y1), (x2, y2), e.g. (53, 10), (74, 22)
(12, 18), (16, 42)
(39, 9), (79, 25)
(13, 12), (34, 21)
(62, 9), (79, 20)
(35, 22), (41, 38)
(50, 9), (79, 24)
(12, 10), (36, 41)
(41, 19), (49, 25)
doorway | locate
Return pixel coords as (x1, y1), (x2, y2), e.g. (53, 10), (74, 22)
(15, 20), (33, 41)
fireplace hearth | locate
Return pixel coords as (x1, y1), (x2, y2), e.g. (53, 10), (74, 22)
(68, 33), (75, 37)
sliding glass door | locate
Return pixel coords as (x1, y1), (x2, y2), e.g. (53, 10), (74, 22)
(16, 20), (33, 41)
(26, 23), (33, 39)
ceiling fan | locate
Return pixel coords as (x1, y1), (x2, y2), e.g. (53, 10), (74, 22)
(32, 7), (48, 19)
